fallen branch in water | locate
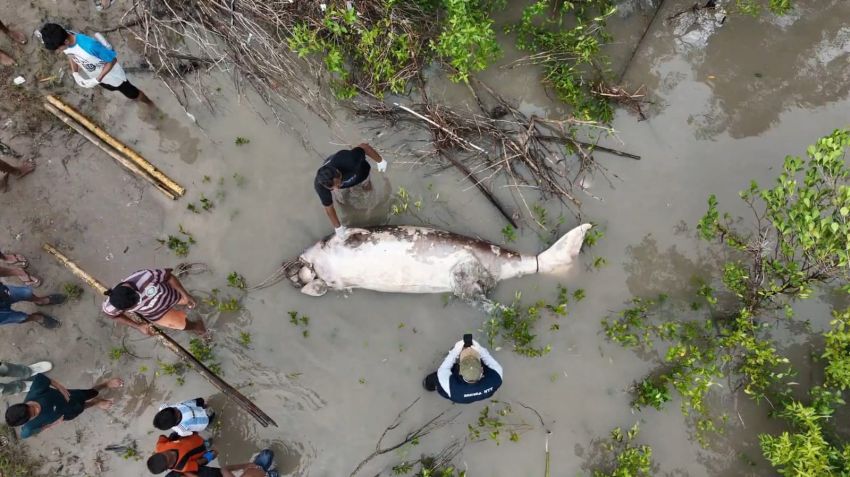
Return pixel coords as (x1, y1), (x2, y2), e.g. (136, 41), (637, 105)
(349, 397), (460, 477)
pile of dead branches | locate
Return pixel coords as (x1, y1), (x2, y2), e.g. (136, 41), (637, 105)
(352, 79), (639, 226)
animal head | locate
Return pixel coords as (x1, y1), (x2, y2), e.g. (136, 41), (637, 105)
(284, 259), (328, 297)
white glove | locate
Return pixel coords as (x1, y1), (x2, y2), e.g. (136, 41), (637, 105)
(376, 159), (388, 173)
(334, 225), (347, 237)
(451, 340), (465, 352)
(73, 72), (99, 88)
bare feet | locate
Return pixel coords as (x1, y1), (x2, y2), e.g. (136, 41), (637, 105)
(105, 377), (124, 389)
(94, 398), (114, 410)
(15, 161), (35, 178)
(7, 29), (26, 45)
(0, 50), (13, 67)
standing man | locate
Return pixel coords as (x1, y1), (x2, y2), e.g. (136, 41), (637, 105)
(4, 373), (124, 438)
(0, 279), (64, 328)
(38, 23), (153, 105)
(102, 268), (206, 336)
(154, 397), (215, 436)
(423, 334), (503, 404)
(0, 19), (27, 66)
(314, 143), (388, 237)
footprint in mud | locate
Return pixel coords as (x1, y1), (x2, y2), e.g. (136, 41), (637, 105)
(137, 107), (200, 164)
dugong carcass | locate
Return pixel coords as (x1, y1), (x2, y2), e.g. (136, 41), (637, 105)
(285, 224), (591, 299)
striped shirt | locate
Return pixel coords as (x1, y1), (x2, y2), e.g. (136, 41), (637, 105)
(159, 399), (211, 436)
(101, 269), (180, 321)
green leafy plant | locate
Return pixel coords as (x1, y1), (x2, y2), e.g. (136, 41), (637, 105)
(501, 224), (517, 243)
(62, 283), (84, 300)
(109, 347), (126, 361)
(189, 338), (223, 375)
(159, 225), (196, 257)
(467, 402), (530, 445)
(512, 0), (618, 122)
(735, 0), (793, 16)
(227, 272), (247, 290)
(390, 187), (424, 218)
(589, 424), (653, 477)
(239, 332), (252, 347)
(632, 377), (671, 411)
(288, 310), (310, 338)
(604, 130), (850, 452)
(485, 286), (575, 357)
(0, 425), (43, 475)
(234, 137), (250, 146)
(431, 0), (502, 82)
(204, 289), (242, 312)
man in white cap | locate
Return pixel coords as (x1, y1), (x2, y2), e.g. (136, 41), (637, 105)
(423, 334), (503, 404)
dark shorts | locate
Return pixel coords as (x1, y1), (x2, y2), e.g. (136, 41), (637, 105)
(64, 389), (99, 420)
(197, 466), (223, 477)
(99, 81), (140, 99)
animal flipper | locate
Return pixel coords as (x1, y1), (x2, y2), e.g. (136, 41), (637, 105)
(536, 223), (592, 274)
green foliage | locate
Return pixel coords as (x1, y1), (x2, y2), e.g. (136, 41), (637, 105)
(157, 360), (186, 386)
(823, 309), (850, 390)
(109, 347), (126, 361)
(159, 225), (196, 257)
(431, 0), (502, 82)
(189, 338), (223, 376)
(390, 187), (423, 217)
(204, 289), (241, 312)
(632, 377), (671, 411)
(760, 398), (850, 477)
(62, 282), (84, 300)
(227, 272), (247, 290)
(467, 402), (528, 445)
(591, 424), (653, 477)
(239, 331), (252, 347)
(501, 224), (517, 243)
(234, 137), (250, 146)
(484, 286), (575, 357)
(606, 130), (850, 454)
(735, 0), (793, 16)
(512, 0), (617, 122)
(288, 310), (310, 338)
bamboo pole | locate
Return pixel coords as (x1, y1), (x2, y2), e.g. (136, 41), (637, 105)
(44, 103), (178, 200)
(44, 95), (185, 198)
(42, 243), (277, 427)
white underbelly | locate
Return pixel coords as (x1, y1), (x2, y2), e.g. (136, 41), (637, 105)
(310, 242), (479, 293)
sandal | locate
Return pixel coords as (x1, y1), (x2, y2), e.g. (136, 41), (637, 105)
(20, 272), (41, 288)
(37, 314), (61, 329)
(43, 294), (66, 306)
(2, 253), (28, 268)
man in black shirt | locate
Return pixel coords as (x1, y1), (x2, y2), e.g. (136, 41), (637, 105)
(314, 143), (387, 236)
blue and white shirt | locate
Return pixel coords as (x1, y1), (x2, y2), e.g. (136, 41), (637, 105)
(437, 341), (503, 404)
(63, 32), (127, 87)
(159, 399), (211, 437)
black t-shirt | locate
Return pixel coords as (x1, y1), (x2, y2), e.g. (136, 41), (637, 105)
(437, 366), (503, 404)
(314, 147), (370, 207)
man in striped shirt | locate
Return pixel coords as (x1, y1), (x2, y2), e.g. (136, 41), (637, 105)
(154, 397), (214, 437)
(101, 268), (206, 336)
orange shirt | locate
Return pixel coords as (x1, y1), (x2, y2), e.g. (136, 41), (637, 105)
(155, 433), (206, 473)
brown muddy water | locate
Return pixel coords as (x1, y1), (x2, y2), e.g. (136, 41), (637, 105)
(1, 0), (849, 476)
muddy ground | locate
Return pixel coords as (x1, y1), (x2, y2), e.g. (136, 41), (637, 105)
(1, 0), (849, 476)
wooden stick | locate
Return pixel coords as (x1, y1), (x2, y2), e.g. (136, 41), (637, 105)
(42, 243), (277, 428)
(44, 103), (178, 199)
(44, 95), (185, 198)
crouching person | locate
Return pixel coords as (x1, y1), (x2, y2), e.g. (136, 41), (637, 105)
(147, 433), (279, 477)
(154, 397), (215, 436)
(423, 334), (503, 404)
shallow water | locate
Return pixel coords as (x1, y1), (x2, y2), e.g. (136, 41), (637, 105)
(2, 0), (850, 475)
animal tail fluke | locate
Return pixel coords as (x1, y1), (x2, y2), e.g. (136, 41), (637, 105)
(536, 223), (592, 274)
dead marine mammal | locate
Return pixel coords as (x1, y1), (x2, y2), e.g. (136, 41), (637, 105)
(285, 224), (591, 298)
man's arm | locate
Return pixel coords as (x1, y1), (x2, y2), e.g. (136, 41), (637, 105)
(67, 57), (79, 72)
(473, 342), (503, 378)
(324, 205), (342, 228)
(110, 313), (154, 335)
(49, 378), (71, 402)
(437, 341), (465, 398)
(26, 417), (64, 438)
(97, 58), (117, 82)
(357, 143), (383, 163)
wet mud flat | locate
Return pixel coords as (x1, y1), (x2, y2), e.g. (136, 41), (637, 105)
(0, 0), (849, 476)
